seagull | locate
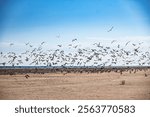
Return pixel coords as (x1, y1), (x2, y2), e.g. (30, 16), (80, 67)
(57, 45), (62, 47)
(29, 45), (33, 47)
(111, 40), (117, 44)
(125, 41), (130, 46)
(0, 62), (6, 66)
(132, 43), (136, 46)
(68, 44), (72, 46)
(73, 45), (78, 48)
(41, 41), (45, 45)
(72, 38), (77, 42)
(25, 42), (29, 45)
(10, 43), (14, 46)
(107, 26), (114, 32)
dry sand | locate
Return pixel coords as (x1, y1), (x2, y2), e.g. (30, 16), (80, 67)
(0, 71), (150, 100)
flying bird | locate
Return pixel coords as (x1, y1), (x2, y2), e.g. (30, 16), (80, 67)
(9, 43), (14, 46)
(57, 45), (62, 47)
(25, 74), (30, 79)
(41, 42), (45, 45)
(111, 40), (117, 44)
(72, 38), (77, 42)
(25, 42), (29, 45)
(132, 43), (136, 46)
(29, 45), (33, 47)
(107, 26), (114, 32)
(125, 41), (130, 46)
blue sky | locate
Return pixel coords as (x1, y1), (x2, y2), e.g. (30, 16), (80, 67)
(0, 0), (150, 49)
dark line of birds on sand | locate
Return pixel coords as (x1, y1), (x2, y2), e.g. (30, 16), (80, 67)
(0, 38), (150, 78)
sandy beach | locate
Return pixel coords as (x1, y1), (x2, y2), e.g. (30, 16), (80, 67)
(0, 69), (150, 100)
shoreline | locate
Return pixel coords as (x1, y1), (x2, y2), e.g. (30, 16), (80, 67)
(0, 66), (150, 75)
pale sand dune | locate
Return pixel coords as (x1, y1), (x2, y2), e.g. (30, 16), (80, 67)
(0, 71), (150, 100)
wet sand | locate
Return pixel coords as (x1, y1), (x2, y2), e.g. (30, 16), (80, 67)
(0, 70), (150, 100)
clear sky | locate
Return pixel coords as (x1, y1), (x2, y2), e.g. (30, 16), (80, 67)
(0, 0), (150, 42)
(0, 0), (150, 66)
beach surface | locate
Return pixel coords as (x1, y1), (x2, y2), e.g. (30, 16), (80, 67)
(0, 70), (150, 100)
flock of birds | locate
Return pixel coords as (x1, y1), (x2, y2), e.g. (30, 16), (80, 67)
(0, 38), (150, 68)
